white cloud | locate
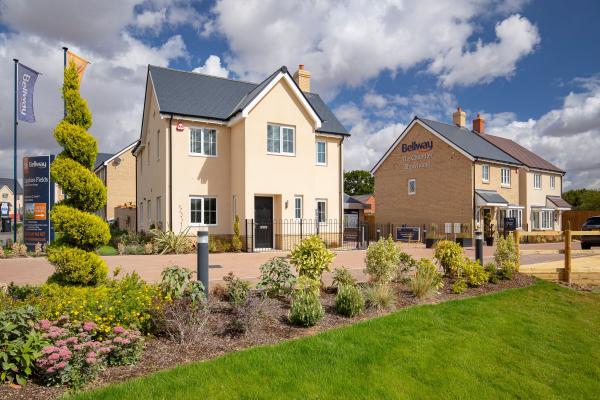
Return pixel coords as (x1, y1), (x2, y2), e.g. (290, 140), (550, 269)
(133, 9), (167, 32)
(208, 0), (535, 95)
(486, 75), (600, 189)
(193, 55), (229, 78)
(430, 14), (540, 87)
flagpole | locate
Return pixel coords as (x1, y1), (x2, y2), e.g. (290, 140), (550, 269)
(62, 46), (68, 118)
(13, 58), (18, 244)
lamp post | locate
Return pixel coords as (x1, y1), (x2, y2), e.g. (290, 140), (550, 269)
(197, 229), (209, 298)
(475, 230), (484, 265)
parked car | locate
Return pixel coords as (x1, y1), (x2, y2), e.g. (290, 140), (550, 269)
(581, 216), (600, 250)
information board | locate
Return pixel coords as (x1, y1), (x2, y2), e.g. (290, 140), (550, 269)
(23, 155), (54, 250)
(504, 217), (517, 232)
(395, 227), (420, 242)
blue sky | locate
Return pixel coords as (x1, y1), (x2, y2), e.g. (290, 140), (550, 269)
(0, 0), (599, 188)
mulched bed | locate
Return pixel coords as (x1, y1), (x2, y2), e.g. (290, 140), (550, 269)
(0, 273), (535, 400)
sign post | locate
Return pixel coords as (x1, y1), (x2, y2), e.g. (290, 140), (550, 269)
(23, 155), (54, 250)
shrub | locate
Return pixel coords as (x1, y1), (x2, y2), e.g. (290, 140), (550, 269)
(117, 242), (125, 255)
(0, 305), (47, 385)
(331, 266), (357, 289)
(410, 258), (444, 299)
(160, 266), (205, 302)
(498, 260), (518, 280)
(105, 326), (144, 366)
(365, 236), (401, 284)
(144, 242), (154, 255)
(223, 273), (251, 307)
(460, 258), (489, 287)
(335, 284), (365, 317)
(289, 235), (335, 282)
(208, 238), (218, 253)
(229, 295), (264, 334)
(398, 251), (418, 274)
(293, 275), (321, 297)
(34, 242), (43, 257)
(51, 204), (110, 251)
(151, 228), (193, 255)
(47, 246), (108, 286)
(257, 257), (296, 297)
(485, 262), (500, 284)
(7, 283), (41, 301)
(231, 215), (243, 252)
(364, 283), (394, 310)
(495, 234), (519, 274)
(434, 240), (464, 276)
(452, 278), (467, 294)
(153, 297), (209, 344)
(288, 290), (324, 327)
(33, 274), (158, 336)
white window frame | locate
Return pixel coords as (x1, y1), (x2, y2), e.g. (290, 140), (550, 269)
(156, 196), (162, 227)
(501, 168), (511, 187)
(408, 178), (416, 195)
(189, 196), (218, 226)
(481, 164), (489, 183)
(550, 175), (556, 190)
(294, 196), (303, 220)
(316, 199), (327, 223)
(534, 173), (542, 190)
(267, 123), (295, 156)
(189, 127), (217, 157)
(316, 140), (327, 165)
(532, 209), (554, 230)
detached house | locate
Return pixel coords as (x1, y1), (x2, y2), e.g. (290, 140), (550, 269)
(372, 108), (570, 239)
(134, 64), (349, 250)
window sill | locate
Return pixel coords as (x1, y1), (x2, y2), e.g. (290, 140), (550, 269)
(316, 162), (327, 166)
(189, 223), (218, 227)
(189, 153), (217, 158)
(500, 184), (511, 188)
(267, 152), (295, 157)
(482, 180), (489, 184)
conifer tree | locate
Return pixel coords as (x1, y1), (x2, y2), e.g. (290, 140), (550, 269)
(47, 61), (110, 285)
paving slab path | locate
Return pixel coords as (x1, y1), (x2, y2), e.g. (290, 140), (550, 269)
(0, 242), (587, 287)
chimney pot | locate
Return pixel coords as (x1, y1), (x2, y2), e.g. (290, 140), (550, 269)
(452, 106), (466, 128)
(299, 64), (304, 70)
(473, 112), (485, 134)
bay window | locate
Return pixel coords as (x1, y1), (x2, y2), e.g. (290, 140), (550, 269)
(532, 209), (554, 230)
(190, 196), (217, 226)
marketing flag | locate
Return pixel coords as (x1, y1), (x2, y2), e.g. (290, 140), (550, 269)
(66, 50), (90, 83)
(17, 63), (40, 123)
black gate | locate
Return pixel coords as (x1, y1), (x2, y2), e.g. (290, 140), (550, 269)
(254, 196), (273, 249)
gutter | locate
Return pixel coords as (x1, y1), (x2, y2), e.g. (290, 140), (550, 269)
(169, 114), (173, 231)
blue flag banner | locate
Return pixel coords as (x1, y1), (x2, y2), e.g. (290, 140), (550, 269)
(17, 63), (40, 123)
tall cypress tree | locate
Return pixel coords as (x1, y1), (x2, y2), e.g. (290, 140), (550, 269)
(47, 61), (110, 285)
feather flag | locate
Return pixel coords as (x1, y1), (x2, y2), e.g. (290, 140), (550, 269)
(66, 50), (90, 83)
(16, 63), (40, 123)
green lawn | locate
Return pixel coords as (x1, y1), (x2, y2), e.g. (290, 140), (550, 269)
(70, 282), (600, 400)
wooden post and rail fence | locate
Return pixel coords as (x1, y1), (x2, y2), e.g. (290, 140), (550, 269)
(513, 229), (600, 285)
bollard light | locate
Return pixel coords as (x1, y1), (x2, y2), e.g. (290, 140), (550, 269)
(197, 230), (209, 298)
(474, 230), (484, 265)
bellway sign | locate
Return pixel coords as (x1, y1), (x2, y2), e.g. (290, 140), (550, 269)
(23, 155), (55, 250)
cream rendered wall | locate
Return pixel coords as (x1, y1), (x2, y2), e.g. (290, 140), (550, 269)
(137, 80), (167, 232)
(525, 171), (563, 230)
(473, 161), (520, 205)
(105, 150), (136, 221)
(0, 186), (22, 218)
(230, 121), (246, 223)
(241, 79), (342, 222)
(169, 119), (232, 236)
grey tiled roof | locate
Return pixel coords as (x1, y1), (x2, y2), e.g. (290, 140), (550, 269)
(0, 178), (23, 194)
(94, 153), (114, 170)
(148, 65), (349, 136)
(475, 189), (509, 205)
(344, 194), (370, 209)
(547, 196), (571, 209)
(418, 118), (520, 165)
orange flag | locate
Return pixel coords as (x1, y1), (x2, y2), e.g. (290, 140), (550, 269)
(66, 50), (90, 83)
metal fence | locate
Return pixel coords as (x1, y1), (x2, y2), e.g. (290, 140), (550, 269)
(244, 219), (370, 252)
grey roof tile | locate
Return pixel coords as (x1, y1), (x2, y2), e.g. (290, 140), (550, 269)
(0, 178), (23, 194)
(148, 65), (348, 136)
(475, 189), (509, 205)
(418, 118), (520, 165)
(547, 195), (572, 209)
(94, 153), (114, 170)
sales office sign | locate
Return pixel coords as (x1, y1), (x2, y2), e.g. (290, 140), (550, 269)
(401, 140), (433, 170)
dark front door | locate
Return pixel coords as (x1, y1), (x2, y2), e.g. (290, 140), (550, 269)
(254, 196), (273, 249)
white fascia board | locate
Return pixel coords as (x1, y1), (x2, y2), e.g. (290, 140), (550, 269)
(240, 72), (322, 130)
(132, 142), (145, 156)
(371, 119), (474, 174)
(315, 132), (344, 139)
(162, 113), (227, 126)
(100, 142), (138, 169)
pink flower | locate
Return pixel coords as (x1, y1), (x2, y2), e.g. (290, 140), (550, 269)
(58, 348), (71, 358)
(66, 336), (78, 344)
(42, 346), (59, 354)
(113, 336), (123, 344)
(113, 326), (125, 334)
(85, 357), (96, 365)
(38, 320), (51, 330)
(86, 351), (97, 359)
(83, 322), (97, 332)
(98, 347), (111, 354)
(56, 340), (66, 346)
(55, 361), (67, 369)
(48, 353), (60, 361)
(73, 344), (84, 350)
(122, 338), (130, 345)
(47, 367), (56, 374)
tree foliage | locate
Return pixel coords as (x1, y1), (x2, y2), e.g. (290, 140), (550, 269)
(562, 188), (600, 210)
(49, 61), (109, 285)
(344, 170), (374, 196)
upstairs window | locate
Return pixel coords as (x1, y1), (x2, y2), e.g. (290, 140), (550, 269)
(534, 173), (542, 189)
(501, 168), (511, 187)
(316, 140), (327, 165)
(550, 175), (556, 189)
(408, 179), (416, 195)
(267, 124), (295, 155)
(482, 164), (489, 183)
(190, 128), (217, 156)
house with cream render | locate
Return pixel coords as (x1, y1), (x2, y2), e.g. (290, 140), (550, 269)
(0, 178), (23, 226)
(134, 64), (349, 249)
(372, 108), (570, 240)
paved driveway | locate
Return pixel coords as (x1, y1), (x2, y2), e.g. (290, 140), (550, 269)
(0, 242), (584, 287)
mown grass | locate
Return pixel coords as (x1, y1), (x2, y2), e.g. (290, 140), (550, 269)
(70, 281), (600, 400)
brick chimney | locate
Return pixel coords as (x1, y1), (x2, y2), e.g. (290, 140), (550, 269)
(452, 106), (466, 127)
(472, 112), (485, 134)
(293, 64), (311, 92)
